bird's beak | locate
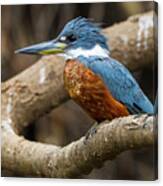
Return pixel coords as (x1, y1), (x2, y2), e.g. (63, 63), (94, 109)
(15, 39), (67, 55)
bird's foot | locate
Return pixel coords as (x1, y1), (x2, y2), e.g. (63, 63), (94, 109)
(133, 114), (151, 128)
(84, 122), (99, 143)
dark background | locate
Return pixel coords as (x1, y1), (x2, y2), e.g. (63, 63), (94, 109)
(1, 1), (157, 179)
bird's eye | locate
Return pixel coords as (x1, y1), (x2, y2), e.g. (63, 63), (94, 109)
(59, 34), (77, 43)
(67, 34), (77, 42)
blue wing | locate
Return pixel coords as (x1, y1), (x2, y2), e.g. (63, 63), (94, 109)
(78, 56), (154, 114)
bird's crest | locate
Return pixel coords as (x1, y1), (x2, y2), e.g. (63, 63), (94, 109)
(66, 16), (102, 33)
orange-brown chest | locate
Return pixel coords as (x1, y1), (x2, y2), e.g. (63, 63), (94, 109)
(64, 59), (129, 122)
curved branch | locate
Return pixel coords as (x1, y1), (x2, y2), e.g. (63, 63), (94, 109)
(2, 115), (155, 177)
(1, 56), (68, 133)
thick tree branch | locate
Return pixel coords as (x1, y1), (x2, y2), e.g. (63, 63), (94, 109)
(2, 56), (68, 133)
(104, 11), (155, 71)
(2, 115), (155, 177)
(1, 11), (156, 177)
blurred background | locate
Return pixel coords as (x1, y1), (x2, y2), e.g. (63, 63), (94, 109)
(1, 1), (157, 179)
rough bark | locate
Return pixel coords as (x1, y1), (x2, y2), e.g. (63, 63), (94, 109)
(2, 115), (155, 177)
(1, 56), (68, 133)
(1, 11), (156, 178)
(104, 11), (155, 71)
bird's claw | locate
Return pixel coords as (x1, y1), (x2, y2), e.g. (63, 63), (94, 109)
(134, 114), (152, 128)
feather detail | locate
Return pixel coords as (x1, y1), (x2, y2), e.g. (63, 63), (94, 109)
(64, 59), (129, 122)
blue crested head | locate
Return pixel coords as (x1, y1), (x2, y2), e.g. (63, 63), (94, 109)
(15, 17), (109, 58)
(58, 17), (109, 51)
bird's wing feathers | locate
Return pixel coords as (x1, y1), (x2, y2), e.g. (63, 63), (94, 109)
(81, 57), (153, 114)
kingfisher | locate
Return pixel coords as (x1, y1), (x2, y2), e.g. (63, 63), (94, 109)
(16, 17), (154, 125)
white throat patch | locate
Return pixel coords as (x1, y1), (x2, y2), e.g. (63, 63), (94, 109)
(61, 44), (109, 59)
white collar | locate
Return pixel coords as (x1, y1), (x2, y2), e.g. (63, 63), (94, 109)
(58, 44), (109, 60)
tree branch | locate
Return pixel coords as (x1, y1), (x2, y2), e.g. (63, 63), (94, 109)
(104, 11), (155, 71)
(1, 11), (156, 177)
(2, 115), (155, 177)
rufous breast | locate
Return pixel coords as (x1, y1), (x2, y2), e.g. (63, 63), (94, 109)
(64, 59), (129, 122)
